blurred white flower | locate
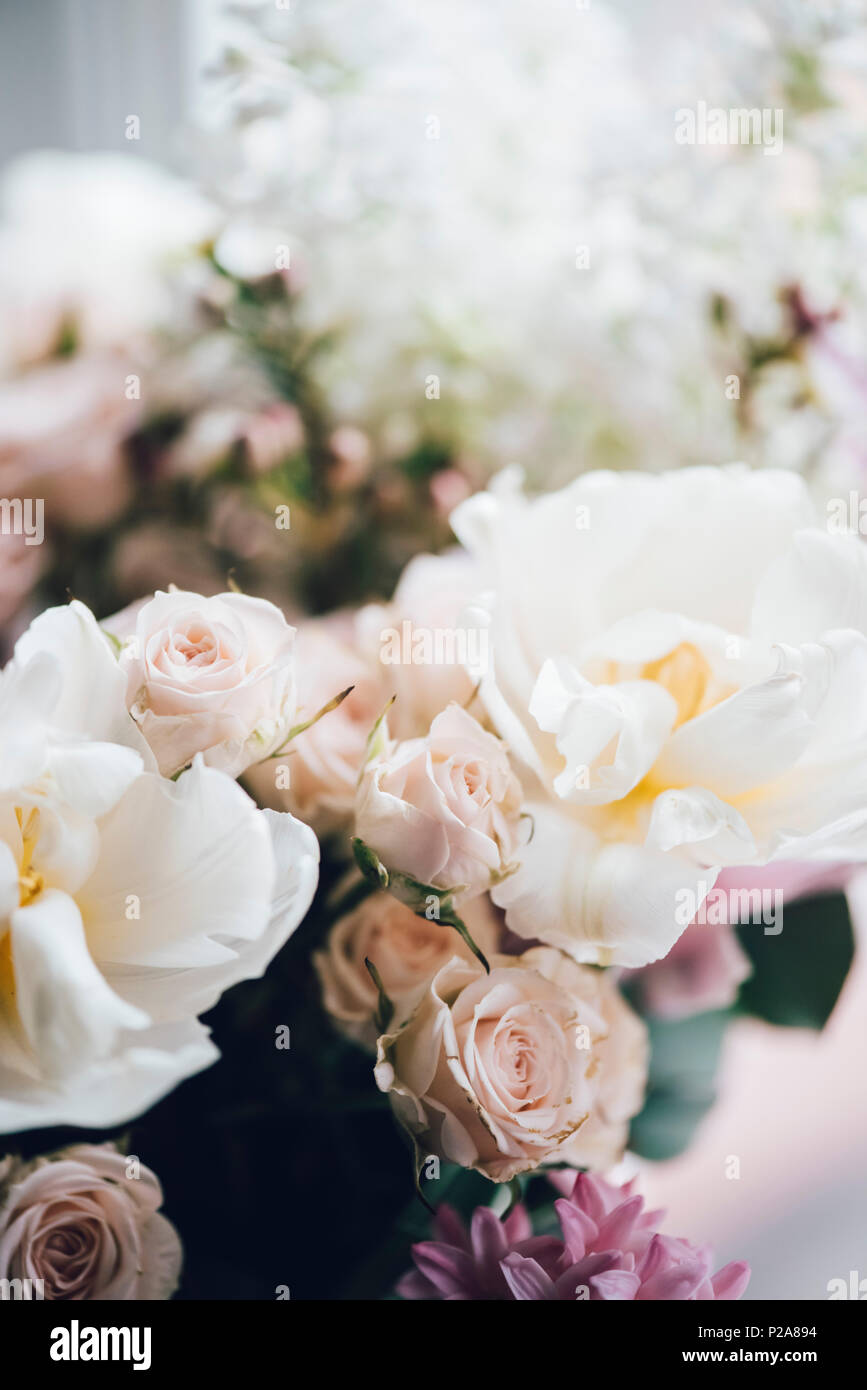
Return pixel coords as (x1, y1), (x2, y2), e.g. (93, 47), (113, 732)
(198, 0), (867, 484)
(0, 152), (215, 374)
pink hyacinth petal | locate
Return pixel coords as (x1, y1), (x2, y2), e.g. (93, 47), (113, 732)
(411, 1241), (478, 1298)
(502, 1203), (533, 1244)
(512, 1235), (571, 1276)
(589, 1268), (642, 1300)
(569, 1172), (611, 1225)
(500, 1253), (558, 1300)
(712, 1261), (751, 1301)
(594, 1194), (646, 1250)
(432, 1203), (471, 1251)
(395, 1269), (435, 1300)
(554, 1195), (598, 1261)
(470, 1205), (510, 1275)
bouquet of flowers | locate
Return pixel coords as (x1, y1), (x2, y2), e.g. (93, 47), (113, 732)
(0, 461), (861, 1300)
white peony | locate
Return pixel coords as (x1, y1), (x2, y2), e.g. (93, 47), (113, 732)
(451, 465), (867, 966)
(0, 601), (318, 1132)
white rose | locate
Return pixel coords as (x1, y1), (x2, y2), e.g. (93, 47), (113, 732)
(451, 465), (867, 965)
(355, 703), (524, 900)
(116, 589), (296, 779)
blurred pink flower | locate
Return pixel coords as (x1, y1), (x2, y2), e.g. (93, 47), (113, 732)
(0, 354), (138, 529)
(399, 1172), (749, 1301)
(632, 860), (856, 1019)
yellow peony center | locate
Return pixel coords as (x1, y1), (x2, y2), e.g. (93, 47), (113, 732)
(641, 642), (714, 731)
(16, 807), (44, 908)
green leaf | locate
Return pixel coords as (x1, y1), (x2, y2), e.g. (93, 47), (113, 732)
(364, 957), (394, 1034)
(351, 837), (390, 889)
(629, 1008), (730, 1162)
(735, 891), (855, 1030)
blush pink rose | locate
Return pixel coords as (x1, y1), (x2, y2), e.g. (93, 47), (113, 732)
(0, 1144), (181, 1300)
(357, 549), (483, 741)
(356, 703), (524, 900)
(115, 588), (296, 778)
(314, 891), (502, 1049)
(245, 611), (388, 834)
(374, 946), (648, 1182)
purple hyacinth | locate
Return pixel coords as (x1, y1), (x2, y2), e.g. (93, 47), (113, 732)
(398, 1171), (750, 1301)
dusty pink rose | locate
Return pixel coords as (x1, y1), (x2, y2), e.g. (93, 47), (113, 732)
(0, 1144), (181, 1300)
(115, 588), (296, 778)
(356, 703), (524, 900)
(374, 946), (647, 1182)
(314, 891), (502, 1049)
(245, 610), (388, 833)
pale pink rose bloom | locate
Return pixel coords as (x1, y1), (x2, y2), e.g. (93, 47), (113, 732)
(116, 588), (296, 778)
(0, 354), (138, 529)
(358, 549), (482, 740)
(356, 703), (524, 900)
(314, 891), (502, 1049)
(0, 1144), (181, 1300)
(557, 974), (649, 1170)
(245, 610), (388, 834)
(374, 947), (647, 1183)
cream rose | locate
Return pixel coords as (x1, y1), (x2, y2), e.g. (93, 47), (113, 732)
(115, 589), (296, 778)
(355, 703), (524, 900)
(374, 946), (647, 1182)
(0, 1144), (181, 1300)
(314, 891), (502, 1048)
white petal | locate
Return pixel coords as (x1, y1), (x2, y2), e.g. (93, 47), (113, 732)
(530, 658), (675, 805)
(104, 807), (319, 1020)
(491, 803), (714, 967)
(0, 652), (58, 792)
(751, 530), (867, 646)
(81, 757), (276, 968)
(10, 889), (149, 1080)
(14, 600), (156, 765)
(0, 1018), (218, 1132)
(48, 739), (142, 819)
(653, 669), (816, 799)
(646, 787), (756, 865)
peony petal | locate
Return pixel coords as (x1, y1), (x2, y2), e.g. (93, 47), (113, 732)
(80, 757), (276, 970)
(13, 601), (155, 764)
(10, 889), (149, 1080)
(0, 1017), (219, 1132)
